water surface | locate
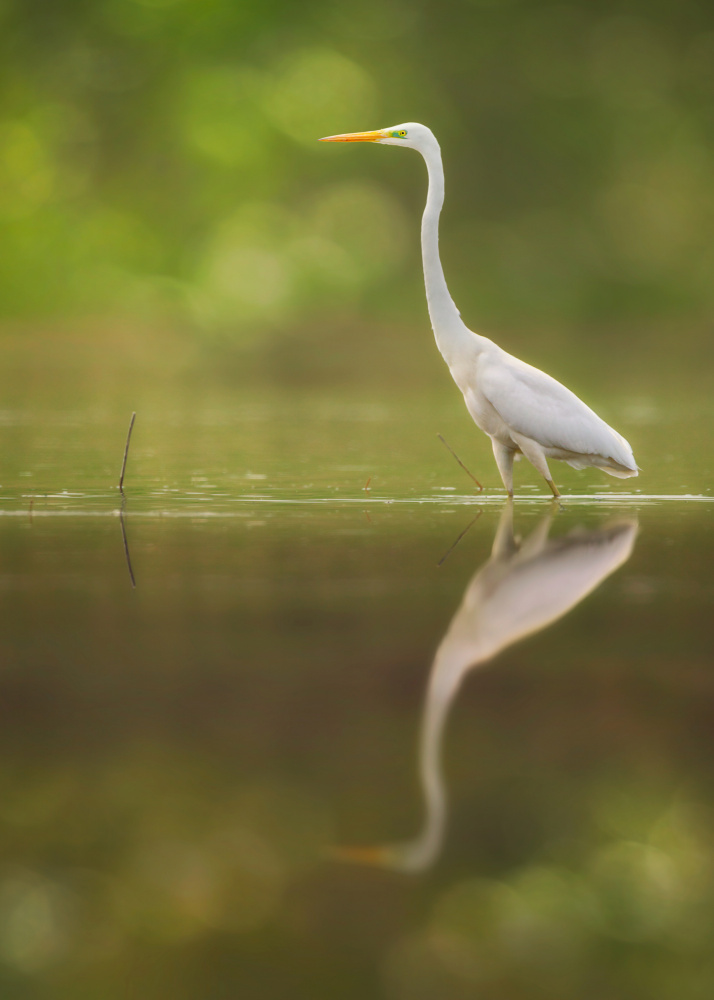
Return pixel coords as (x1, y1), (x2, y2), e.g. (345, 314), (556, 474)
(0, 382), (713, 999)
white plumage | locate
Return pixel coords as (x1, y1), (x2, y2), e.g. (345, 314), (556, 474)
(320, 122), (638, 497)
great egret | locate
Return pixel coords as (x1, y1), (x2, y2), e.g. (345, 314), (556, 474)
(334, 504), (638, 871)
(320, 123), (638, 497)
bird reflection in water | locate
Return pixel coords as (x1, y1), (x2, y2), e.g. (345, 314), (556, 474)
(334, 503), (638, 872)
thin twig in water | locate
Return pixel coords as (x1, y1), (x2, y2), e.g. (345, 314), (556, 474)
(437, 511), (483, 567)
(364, 477), (371, 491)
(119, 509), (136, 589)
(437, 433), (483, 492)
(119, 412), (136, 491)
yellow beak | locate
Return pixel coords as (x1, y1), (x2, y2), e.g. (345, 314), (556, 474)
(319, 129), (384, 142)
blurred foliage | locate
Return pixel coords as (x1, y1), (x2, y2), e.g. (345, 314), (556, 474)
(2, 0), (714, 349)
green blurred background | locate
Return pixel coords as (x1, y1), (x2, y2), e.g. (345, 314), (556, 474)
(2, 0), (714, 389)
(3, 4), (714, 997)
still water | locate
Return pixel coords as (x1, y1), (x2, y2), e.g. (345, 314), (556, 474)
(1, 381), (713, 999)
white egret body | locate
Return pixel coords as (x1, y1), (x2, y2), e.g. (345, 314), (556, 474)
(320, 123), (638, 497)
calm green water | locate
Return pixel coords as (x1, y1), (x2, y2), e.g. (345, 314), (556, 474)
(0, 381), (713, 999)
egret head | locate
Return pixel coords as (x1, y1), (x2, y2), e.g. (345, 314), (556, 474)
(320, 122), (436, 153)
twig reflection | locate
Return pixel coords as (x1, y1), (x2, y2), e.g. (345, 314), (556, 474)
(119, 508), (136, 589)
(437, 510), (482, 566)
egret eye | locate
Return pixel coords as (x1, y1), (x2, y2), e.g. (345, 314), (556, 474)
(391, 130), (408, 138)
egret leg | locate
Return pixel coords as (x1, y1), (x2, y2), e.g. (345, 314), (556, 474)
(491, 440), (515, 496)
(512, 434), (560, 498)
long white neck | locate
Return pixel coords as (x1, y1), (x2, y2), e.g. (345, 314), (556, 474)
(419, 139), (485, 364)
